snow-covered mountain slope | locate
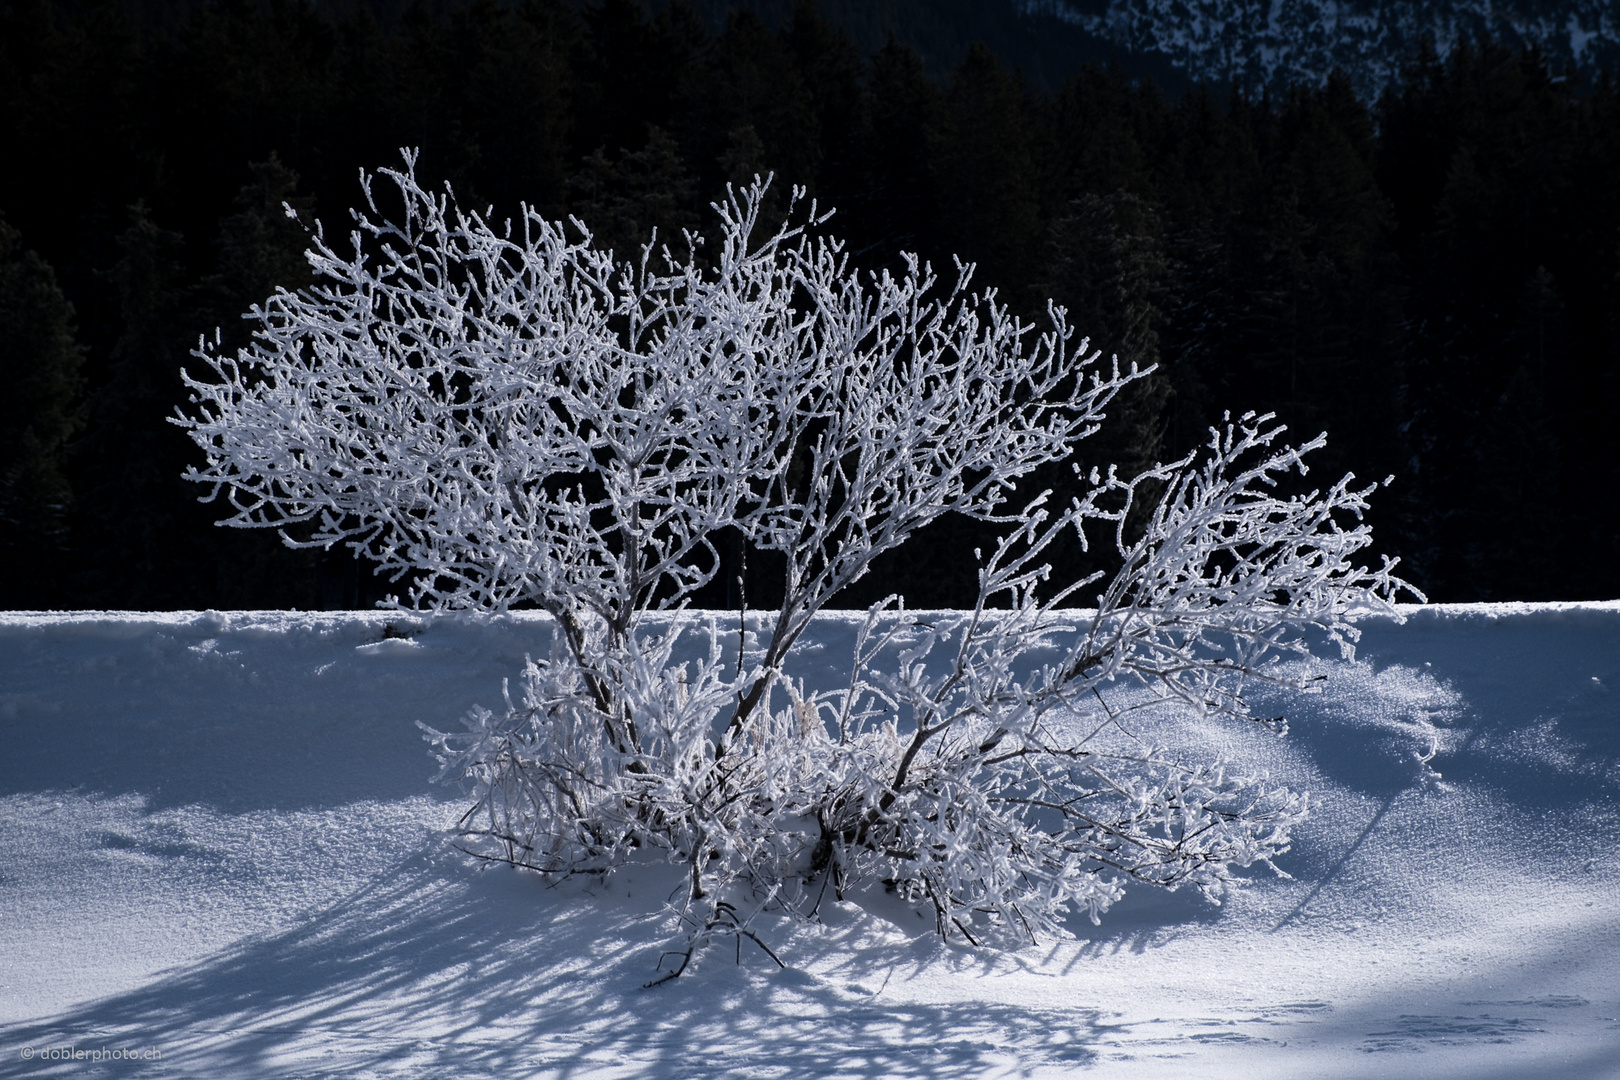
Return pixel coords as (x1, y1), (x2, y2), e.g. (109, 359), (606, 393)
(1039, 0), (1620, 97)
(1, 605), (1618, 1078)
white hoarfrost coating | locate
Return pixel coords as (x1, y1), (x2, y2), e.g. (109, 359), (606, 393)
(177, 151), (1412, 980)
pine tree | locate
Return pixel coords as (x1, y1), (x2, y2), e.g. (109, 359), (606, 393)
(1039, 62), (1155, 200)
(568, 126), (699, 260)
(443, 0), (578, 216)
(780, 0), (863, 201)
(0, 218), (86, 608)
(71, 204), (193, 608)
(198, 154), (315, 341)
(935, 43), (1039, 291)
(1040, 191), (1171, 483)
(852, 36), (943, 266)
(705, 11), (819, 195)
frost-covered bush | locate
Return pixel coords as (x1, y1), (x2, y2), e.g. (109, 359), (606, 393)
(179, 152), (1410, 978)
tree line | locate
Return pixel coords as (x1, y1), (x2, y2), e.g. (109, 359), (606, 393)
(2, 0), (1617, 608)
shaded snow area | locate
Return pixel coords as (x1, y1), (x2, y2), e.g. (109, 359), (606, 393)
(2, 605), (1618, 1078)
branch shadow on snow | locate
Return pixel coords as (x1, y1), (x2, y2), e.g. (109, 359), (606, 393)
(0, 850), (1109, 1079)
(1283, 924), (1620, 1080)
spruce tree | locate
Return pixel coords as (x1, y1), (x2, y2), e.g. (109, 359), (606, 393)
(71, 204), (193, 608)
(936, 43), (1039, 292)
(854, 37), (943, 266)
(0, 218), (86, 608)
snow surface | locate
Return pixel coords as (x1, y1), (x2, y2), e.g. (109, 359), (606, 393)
(2, 605), (1618, 1078)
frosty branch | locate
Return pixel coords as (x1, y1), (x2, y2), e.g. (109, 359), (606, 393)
(178, 152), (1413, 976)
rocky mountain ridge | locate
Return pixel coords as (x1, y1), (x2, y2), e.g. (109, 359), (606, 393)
(1036, 0), (1619, 96)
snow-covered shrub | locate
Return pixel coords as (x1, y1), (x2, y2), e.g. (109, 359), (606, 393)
(178, 152), (1411, 978)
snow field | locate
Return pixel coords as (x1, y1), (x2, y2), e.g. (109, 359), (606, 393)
(1, 605), (1617, 1078)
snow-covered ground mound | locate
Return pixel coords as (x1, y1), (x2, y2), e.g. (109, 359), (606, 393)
(2, 605), (1617, 1078)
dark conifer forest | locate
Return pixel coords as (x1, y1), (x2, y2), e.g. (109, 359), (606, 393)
(2, 0), (1618, 609)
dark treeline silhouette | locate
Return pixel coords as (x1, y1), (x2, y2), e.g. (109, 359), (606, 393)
(1, 0), (1617, 609)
